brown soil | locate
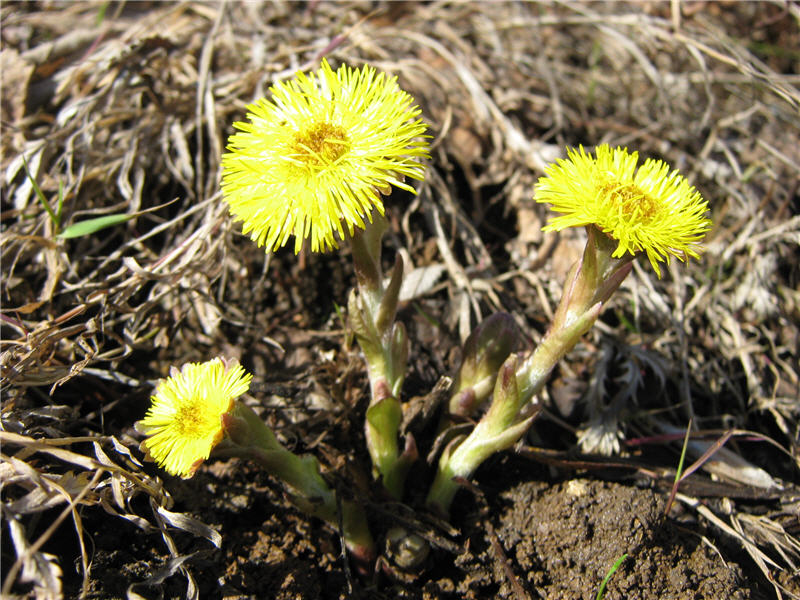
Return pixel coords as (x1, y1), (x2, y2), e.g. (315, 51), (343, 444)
(66, 465), (756, 600)
(491, 480), (750, 600)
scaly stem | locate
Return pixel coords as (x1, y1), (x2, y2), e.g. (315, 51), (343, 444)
(427, 355), (534, 515)
(348, 213), (415, 499)
(427, 226), (634, 516)
(217, 402), (375, 567)
(517, 225), (633, 404)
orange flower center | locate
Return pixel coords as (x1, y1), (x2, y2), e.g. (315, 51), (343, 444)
(603, 182), (659, 224)
(291, 122), (350, 168)
(175, 398), (217, 439)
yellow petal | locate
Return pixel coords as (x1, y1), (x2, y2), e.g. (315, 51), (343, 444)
(136, 358), (252, 478)
(221, 59), (430, 254)
(535, 144), (711, 277)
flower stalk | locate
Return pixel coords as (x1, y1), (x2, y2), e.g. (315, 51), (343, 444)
(427, 354), (536, 515)
(426, 143), (710, 516)
(516, 225), (633, 404)
(426, 230), (630, 516)
(137, 359), (375, 566)
(218, 402), (375, 566)
(348, 213), (416, 499)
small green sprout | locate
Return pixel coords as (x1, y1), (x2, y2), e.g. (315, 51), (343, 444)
(596, 553), (628, 600)
(22, 155), (62, 232)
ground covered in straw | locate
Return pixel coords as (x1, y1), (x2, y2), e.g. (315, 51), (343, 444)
(2, 2), (799, 599)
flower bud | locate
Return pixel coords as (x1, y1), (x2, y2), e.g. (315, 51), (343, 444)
(449, 312), (520, 417)
(427, 354), (540, 515)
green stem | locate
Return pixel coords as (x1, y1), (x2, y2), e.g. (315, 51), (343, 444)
(218, 402), (375, 565)
(518, 226), (633, 404)
(427, 227), (635, 516)
(349, 214), (414, 498)
(427, 356), (533, 514)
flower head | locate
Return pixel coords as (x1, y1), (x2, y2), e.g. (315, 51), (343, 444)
(535, 144), (711, 277)
(221, 59), (429, 253)
(136, 358), (252, 478)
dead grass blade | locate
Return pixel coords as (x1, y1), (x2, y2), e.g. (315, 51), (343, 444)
(0, 432), (218, 597)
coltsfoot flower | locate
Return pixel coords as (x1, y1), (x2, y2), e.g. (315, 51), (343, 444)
(136, 358), (252, 478)
(221, 58), (429, 253)
(535, 144), (711, 277)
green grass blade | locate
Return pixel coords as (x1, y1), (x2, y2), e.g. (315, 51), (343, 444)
(57, 197), (179, 240)
(95, 1), (109, 26)
(22, 155), (60, 230)
(56, 180), (64, 223)
(595, 553), (628, 600)
(57, 214), (134, 239)
(664, 418), (693, 517)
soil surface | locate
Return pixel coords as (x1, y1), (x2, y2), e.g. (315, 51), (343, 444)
(491, 479), (750, 599)
(58, 460), (759, 600)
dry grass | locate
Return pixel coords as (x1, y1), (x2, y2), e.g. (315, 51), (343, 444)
(2, 1), (799, 598)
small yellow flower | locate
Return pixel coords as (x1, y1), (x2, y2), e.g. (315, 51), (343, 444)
(535, 144), (711, 277)
(221, 59), (429, 253)
(136, 358), (252, 478)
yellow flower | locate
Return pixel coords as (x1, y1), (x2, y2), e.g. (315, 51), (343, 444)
(221, 59), (429, 253)
(535, 144), (711, 277)
(136, 358), (252, 478)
